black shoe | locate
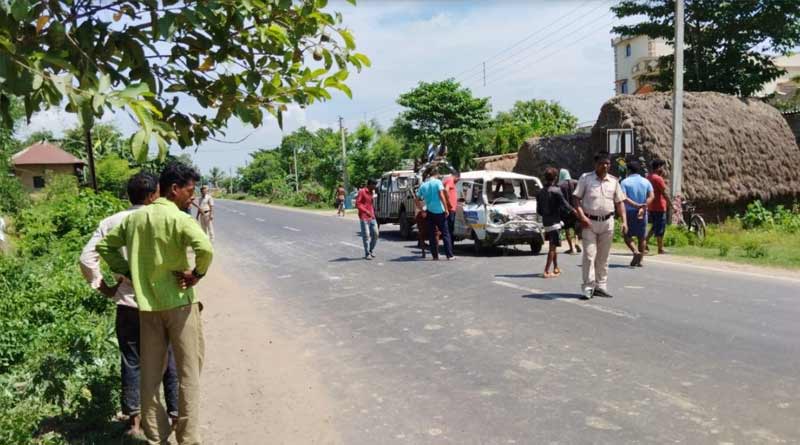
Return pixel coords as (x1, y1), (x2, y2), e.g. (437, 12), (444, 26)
(593, 288), (613, 298)
(630, 253), (642, 267)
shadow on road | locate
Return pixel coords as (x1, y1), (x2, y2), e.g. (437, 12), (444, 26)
(329, 257), (365, 263)
(495, 273), (539, 279)
(608, 264), (634, 269)
(388, 255), (426, 262)
(522, 292), (584, 301)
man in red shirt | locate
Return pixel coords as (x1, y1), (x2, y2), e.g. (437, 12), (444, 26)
(646, 159), (670, 254)
(442, 170), (460, 252)
(356, 179), (379, 260)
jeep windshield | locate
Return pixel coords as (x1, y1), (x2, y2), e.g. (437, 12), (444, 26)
(486, 178), (529, 204)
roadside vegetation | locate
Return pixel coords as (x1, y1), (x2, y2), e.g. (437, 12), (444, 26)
(625, 201), (800, 270)
(0, 176), (127, 444)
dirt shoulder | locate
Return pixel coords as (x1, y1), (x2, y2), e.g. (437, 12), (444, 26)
(197, 255), (342, 445)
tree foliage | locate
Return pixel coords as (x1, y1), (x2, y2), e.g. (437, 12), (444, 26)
(0, 0), (370, 162)
(395, 79), (491, 170)
(612, 0), (800, 96)
(478, 99), (577, 155)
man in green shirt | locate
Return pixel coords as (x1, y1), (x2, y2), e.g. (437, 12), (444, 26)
(97, 162), (213, 445)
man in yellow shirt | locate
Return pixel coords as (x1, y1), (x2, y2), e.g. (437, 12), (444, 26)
(97, 162), (213, 445)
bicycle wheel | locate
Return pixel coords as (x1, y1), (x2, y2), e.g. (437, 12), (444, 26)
(689, 215), (706, 242)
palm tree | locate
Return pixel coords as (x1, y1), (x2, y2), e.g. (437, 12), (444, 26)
(209, 167), (226, 188)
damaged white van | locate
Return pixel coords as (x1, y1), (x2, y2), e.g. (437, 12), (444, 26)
(452, 171), (545, 254)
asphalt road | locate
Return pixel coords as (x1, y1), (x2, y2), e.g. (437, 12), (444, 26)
(211, 200), (800, 445)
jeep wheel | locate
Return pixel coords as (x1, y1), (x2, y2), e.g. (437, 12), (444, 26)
(399, 209), (413, 239)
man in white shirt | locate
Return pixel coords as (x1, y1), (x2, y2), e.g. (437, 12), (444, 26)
(196, 185), (215, 242)
(79, 172), (179, 436)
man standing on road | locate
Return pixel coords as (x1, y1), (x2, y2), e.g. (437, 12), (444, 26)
(573, 152), (628, 300)
(646, 159), (670, 255)
(620, 160), (653, 267)
(97, 162), (213, 445)
(558, 168), (581, 254)
(442, 170), (460, 253)
(335, 184), (346, 217)
(415, 168), (454, 261)
(197, 185), (215, 242)
(80, 172), (179, 437)
(356, 179), (378, 260)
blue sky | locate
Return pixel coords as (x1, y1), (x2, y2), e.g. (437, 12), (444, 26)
(19, 0), (626, 173)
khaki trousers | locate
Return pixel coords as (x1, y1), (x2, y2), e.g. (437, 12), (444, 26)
(140, 304), (205, 445)
(199, 213), (214, 242)
(581, 218), (614, 292)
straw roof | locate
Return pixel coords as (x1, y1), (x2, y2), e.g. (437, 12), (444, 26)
(515, 92), (800, 207)
(473, 153), (518, 171)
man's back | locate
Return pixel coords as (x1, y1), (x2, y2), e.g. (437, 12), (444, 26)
(418, 178), (445, 213)
(621, 174), (652, 212)
(98, 197), (213, 312)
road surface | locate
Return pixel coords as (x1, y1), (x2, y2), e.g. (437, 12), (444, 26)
(201, 200), (800, 444)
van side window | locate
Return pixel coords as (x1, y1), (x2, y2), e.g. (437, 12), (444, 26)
(460, 182), (472, 203)
(471, 179), (484, 204)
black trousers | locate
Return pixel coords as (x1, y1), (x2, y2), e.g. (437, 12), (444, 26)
(426, 212), (454, 259)
(116, 305), (179, 417)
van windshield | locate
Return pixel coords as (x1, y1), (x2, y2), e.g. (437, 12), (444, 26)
(486, 178), (529, 204)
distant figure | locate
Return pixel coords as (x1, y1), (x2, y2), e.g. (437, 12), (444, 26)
(537, 167), (577, 278)
(646, 159), (670, 255)
(442, 170), (460, 252)
(335, 184), (346, 217)
(558, 168), (581, 254)
(81, 172), (179, 437)
(620, 160), (653, 267)
(356, 179), (378, 260)
(573, 151), (628, 300)
(415, 168), (454, 261)
(197, 185), (215, 242)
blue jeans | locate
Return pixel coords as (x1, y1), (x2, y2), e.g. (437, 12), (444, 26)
(360, 219), (378, 256)
(116, 305), (178, 417)
(427, 212), (453, 259)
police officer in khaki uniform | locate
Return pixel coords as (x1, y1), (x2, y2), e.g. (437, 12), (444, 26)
(573, 151), (628, 300)
(197, 186), (215, 242)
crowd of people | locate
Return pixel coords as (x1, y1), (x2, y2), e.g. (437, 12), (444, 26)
(353, 151), (671, 301)
(80, 162), (214, 444)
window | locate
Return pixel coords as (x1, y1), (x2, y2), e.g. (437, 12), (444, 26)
(625, 44), (631, 57)
(379, 178), (389, 192)
(620, 79), (629, 94)
(607, 129), (635, 155)
(396, 176), (410, 190)
(33, 176), (45, 189)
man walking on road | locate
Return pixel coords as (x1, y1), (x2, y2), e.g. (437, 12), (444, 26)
(80, 172), (179, 437)
(335, 184), (346, 217)
(646, 159), (670, 254)
(620, 160), (653, 267)
(197, 185), (215, 242)
(416, 168), (454, 261)
(558, 168), (581, 254)
(442, 170), (460, 253)
(573, 152), (628, 300)
(97, 162), (213, 445)
(356, 179), (378, 260)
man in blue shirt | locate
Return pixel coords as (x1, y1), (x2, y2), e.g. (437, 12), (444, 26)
(415, 168), (454, 260)
(620, 160), (653, 267)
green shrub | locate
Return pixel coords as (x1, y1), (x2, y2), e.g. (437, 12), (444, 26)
(664, 227), (690, 247)
(0, 173), (30, 215)
(96, 154), (139, 198)
(717, 245), (730, 257)
(742, 240), (768, 258)
(0, 180), (124, 443)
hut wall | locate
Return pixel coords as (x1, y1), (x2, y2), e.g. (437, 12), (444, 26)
(513, 133), (594, 179)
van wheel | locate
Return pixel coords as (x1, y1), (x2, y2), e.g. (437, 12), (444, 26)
(530, 237), (544, 255)
(399, 209), (412, 239)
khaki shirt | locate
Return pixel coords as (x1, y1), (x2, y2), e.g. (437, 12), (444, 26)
(199, 195), (214, 211)
(573, 172), (625, 216)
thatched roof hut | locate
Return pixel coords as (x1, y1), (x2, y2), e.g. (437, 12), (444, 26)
(474, 153), (518, 171)
(514, 92), (800, 215)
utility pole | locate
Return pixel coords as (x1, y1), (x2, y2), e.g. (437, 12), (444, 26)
(293, 145), (299, 193)
(85, 126), (97, 191)
(482, 61), (486, 87)
(229, 167), (233, 194)
(339, 116), (349, 193)
(671, 0), (685, 199)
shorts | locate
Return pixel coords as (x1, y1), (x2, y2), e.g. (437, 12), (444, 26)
(649, 211), (667, 237)
(562, 213), (578, 231)
(545, 229), (561, 247)
(626, 209), (647, 239)
(335, 199), (343, 208)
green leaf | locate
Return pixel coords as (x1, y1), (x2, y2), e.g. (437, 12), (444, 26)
(323, 49), (333, 70)
(98, 74), (111, 93)
(338, 28), (356, 50)
(345, 0), (356, 5)
(92, 93), (105, 113)
(154, 133), (168, 160)
(131, 129), (148, 163)
(10, 0), (29, 21)
(330, 83), (352, 99)
(31, 74), (43, 90)
(353, 53), (371, 68)
(117, 83), (150, 99)
(0, 36), (16, 54)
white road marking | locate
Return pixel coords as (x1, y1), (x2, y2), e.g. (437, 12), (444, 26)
(644, 257), (800, 284)
(339, 241), (361, 249)
(492, 280), (639, 320)
(624, 285), (644, 289)
(282, 226), (301, 232)
(255, 218), (265, 222)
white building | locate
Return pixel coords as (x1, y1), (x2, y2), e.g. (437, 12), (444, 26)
(612, 35), (800, 98)
(612, 35), (671, 95)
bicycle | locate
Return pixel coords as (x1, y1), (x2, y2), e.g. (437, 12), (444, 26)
(673, 197), (707, 242)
